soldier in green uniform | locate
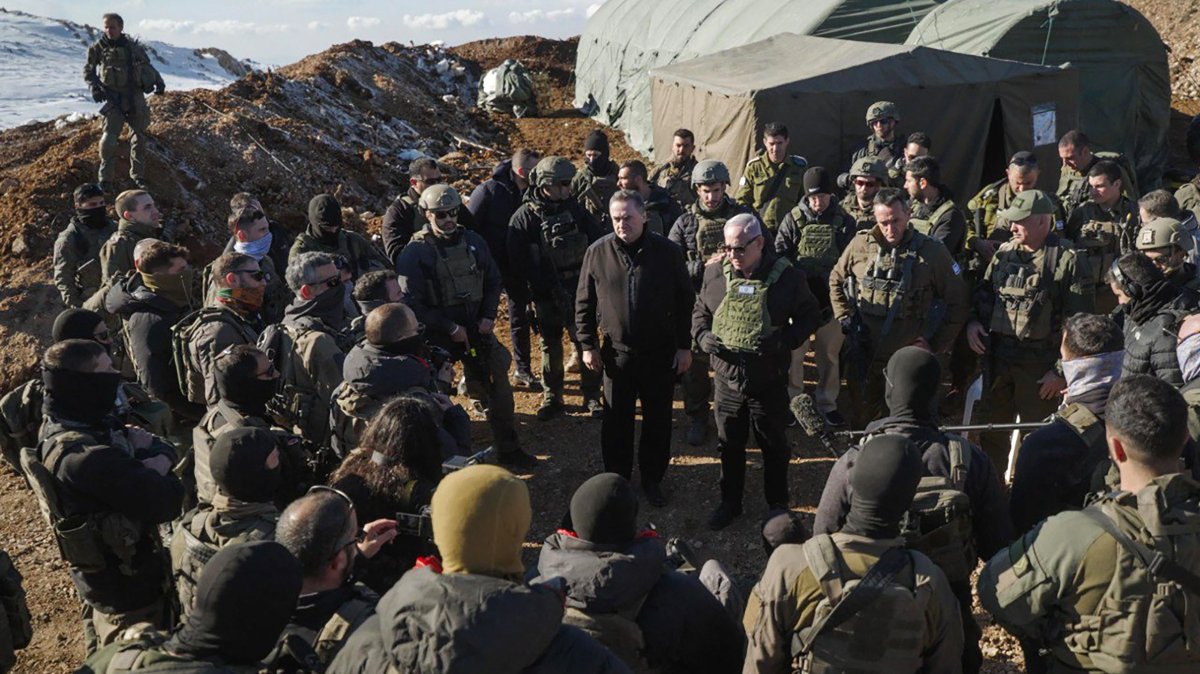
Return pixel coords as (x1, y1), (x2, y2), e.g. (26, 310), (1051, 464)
(1174, 171), (1200, 224)
(735, 122), (807, 232)
(840, 156), (888, 232)
(979, 375), (1200, 674)
(649, 128), (697, 208)
(668, 160), (753, 445)
(1137, 216), (1200, 292)
(83, 13), (164, 192)
(1057, 130), (1139, 221)
(967, 151), (1048, 246)
(850, 101), (905, 169)
(1065, 160), (1139, 314)
(100, 189), (163, 282)
(829, 188), (969, 427)
(572, 130), (621, 226)
(289, 194), (389, 295)
(54, 183), (116, 311)
(905, 156), (968, 262)
(965, 190), (1094, 476)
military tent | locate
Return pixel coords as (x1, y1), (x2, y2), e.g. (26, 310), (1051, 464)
(906, 0), (1168, 190)
(650, 33), (1079, 202)
(575, 0), (948, 154)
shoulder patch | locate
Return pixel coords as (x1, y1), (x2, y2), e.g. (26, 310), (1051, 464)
(791, 155), (807, 168)
(951, 262), (962, 276)
(739, 176), (748, 187)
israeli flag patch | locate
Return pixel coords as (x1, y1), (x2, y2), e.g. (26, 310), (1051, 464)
(1055, 219), (1064, 231)
(951, 262), (962, 276)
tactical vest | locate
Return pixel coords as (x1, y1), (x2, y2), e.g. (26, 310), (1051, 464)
(968, 180), (1006, 237)
(170, 504), (277, 617)
(63, 223), (110, 298)
(21, 431), (148, 576)
(1075, 218), (1122, 287)
(413, 230), (485, 308)
(987, 244), (1061, 341)
(793, 535), (924, 674)
(562, 598), (649, 673)
(791, 209), (847, 277)
(692, 202), (733, 260)
(257, 321), (331, 445)
(712, 257), (790, 353)
(98, 41), (158, 94)
(1057, 402), (1107, 457)
(901, 435), (976, 584)
(909, 199), (965, 257)
(537, 208), (589, 285)
(1055, 492), (1200, 672)
(0, 379), (42, 473)
(172, 307), (259, 405)
(101, 633), (256, 673)
(854, 235), (927, 327)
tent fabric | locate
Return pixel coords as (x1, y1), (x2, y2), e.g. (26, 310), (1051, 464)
(906, 0), (1168, 190)
(650, 33), (1079, 204)
(575, 0), (946, 154)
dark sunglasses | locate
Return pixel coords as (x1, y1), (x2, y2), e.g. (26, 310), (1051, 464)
(854, 179), (878, 187)
(723, 235), (762, 256)
(434, 209), (459, 220)
(308, 275), (341, 290)
(233, 269), (270, 282)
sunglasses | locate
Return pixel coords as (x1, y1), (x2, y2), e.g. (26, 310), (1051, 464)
(853, 179), (878, 188)
(870, 118), (894, 126)
(307, 485), (365, 556)
(233, 269), (270, 282)
(723, 235), (761, 256)
(434, 209), (459, 220)
(307, 275), (341, 290)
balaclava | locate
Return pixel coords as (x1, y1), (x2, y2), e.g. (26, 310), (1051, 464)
(884, 346), (942, 424)
(431, 465), (531, 579)
(51, 309), (106, 343)
(307, 194), (343, 247)
(842, 434), (923, 539)
(569, 473), (638, 545)
(42, 362), (120, 427)
(210, 427), (281, 503)
(584, 130), (611, 173)
(214, 360), (277, 417)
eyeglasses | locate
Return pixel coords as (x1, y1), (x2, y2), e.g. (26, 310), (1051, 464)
(433, 209), (458, 220)
(853, 179), (878, 188)
(233, 269), (270, 282)
(422, 176), (446, 186)
(723, 235), (761, 256)
(307, 485), (363, 557)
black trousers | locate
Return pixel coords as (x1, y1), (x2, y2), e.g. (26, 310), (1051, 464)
(501, 271), (533, 371)
(601, 347), (676, 485)
(713, 374), (790, 508)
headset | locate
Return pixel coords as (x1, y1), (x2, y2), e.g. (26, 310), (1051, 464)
(1109, 257), (1144, 302)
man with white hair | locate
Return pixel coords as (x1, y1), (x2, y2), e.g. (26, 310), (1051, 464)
(692, 213), (821, 529)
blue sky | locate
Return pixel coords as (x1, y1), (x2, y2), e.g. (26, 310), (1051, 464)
(7, 0), (603, 65)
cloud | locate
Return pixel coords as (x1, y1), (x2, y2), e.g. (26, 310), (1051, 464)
(508, 9), (576, 24)
(307, 21), (328, 31)
(346, 16), (382, 30)
(137, 19), (289, 35)
(402, 10), (486, 30)
(138, 19), (195, 33)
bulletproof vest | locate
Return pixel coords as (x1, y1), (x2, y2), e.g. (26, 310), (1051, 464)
(854, 235), (926, 327)
(412, 230), (485, 308)
(0, 550), (30, 673)
(1055, 487), (1200, 672)
(64, 222), (111, 298)
(170, 504), (277, 618)
(651, 161), (695, 207)
(987, 244), (1061, 341)
(792, 209), (846, 277)
(792, 535), (924, 674)
(712, 257), (790, 353)
(968, 180), (1006, 237)
(537, 207), (589, 285)
(258, 320), (334, 446)
(589, 172), (619, 210)
(900, 435), (976, 584)
(1075, 217), (1123, 288)
(562, 598), (649, 673)
(21, 429), (148, 576)
(1057, 402), (1107, 458)
(691, 200), (737, 259)
(172, 307), (259, 405)
(98, 41), (157, 94)
(909, 199), (961, 253)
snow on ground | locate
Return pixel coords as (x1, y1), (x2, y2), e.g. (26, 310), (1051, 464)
(0, 8), (256, 129)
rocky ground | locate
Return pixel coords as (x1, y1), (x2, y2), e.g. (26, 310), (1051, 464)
(0, 3), (1195, 669)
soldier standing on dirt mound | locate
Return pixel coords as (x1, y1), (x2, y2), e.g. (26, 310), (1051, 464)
(83, 12), (164, 193)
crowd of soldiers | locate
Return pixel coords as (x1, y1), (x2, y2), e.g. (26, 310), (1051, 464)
(0, 10), (1198, 673)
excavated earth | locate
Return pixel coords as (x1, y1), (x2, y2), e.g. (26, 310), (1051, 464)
(0, 2), (1195, 668)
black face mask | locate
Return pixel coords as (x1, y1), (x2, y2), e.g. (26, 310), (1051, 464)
(287, 284), (346, 328)
(218, 375), (279, 416)
(42, 368), (121, 426)
(382, 335), (426, 357)
(75, 206), (109, 229)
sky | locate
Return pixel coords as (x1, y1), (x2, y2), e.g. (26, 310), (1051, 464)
(4, 0), (605, 65)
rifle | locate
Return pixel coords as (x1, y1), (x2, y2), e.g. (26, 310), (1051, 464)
(442, 446), (497, 473)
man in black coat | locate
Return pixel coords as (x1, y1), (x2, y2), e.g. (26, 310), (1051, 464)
(576, 190), (694, 505)
(382, 158), (477, 265)
(1112, 252), (1200, 387)
(693, 214), (821, 529)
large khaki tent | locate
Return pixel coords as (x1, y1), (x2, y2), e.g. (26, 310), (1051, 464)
(650, 34), (1079, 202)
(575, 0), (947, 154)
(906, 0), (1168, 189)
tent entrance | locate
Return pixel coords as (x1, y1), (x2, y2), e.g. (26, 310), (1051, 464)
(977, 99), (1007, 196)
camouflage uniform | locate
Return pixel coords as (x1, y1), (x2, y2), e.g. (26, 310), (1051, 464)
(54, 215), (116, 309)
(1065, 195), (1138, 314)
(649, 156), (698, 208)
(84, 35), (163, 186)
(1056, 152), (1138, 222)
(735, 153), (808, 232)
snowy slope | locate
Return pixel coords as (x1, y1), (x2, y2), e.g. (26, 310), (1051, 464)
(0, 8), (257, 129)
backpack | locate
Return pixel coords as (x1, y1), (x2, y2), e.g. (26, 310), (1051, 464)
(273, 588), (377, 667)
(0, 379), (42, 474)
(328, 382), (384, 459)
(900, 434), (975, 584)
(171, 307), (257, 405)
(478, 59), (537, 118)
(793, 534), (924, 673)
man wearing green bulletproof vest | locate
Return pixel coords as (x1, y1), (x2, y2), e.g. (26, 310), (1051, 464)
(693, 214), (820, 530)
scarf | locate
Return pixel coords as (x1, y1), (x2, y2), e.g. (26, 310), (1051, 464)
(140, 268), (196, 308)
(233, 232), (272, 261)
(1062, 350), (1124, 416)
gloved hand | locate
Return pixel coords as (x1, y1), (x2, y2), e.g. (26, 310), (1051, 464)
(699, 332), (724, 356)
(154, 82), (165, 96)
(91, 86), (106, 103)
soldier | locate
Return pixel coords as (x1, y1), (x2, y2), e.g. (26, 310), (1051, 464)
(1140, 189), (1200, 269)
(27, 339), (181, 654)
(744, 434), (964, 674)
(668, 159), (753, 445)
(814, 347), (1012, 674)
(649, 128), (698, 208)
(270, 488), (397, 670)
(576, 190), (694, 505)
(508, 156), (604, 420)
(1137, 216), (1200, 292)
(178, 252), (263, 407)
(966, 190), (1093, 475)
(1057, 129), (1139, 221)
(1112, 252), (1199, 387)
(905, 156), (968, 261)
(382, 158), (476, 264)
(1065, 159), (1139, 314)
(1174, 168), (1200, 224)
(839, 156), (888, 232)
(850, 101), (904, 168)
(979, 375), (1200, 673)
(216, 206), (290, 324)
(171, 427), (280, 617)
(99, 189), (163, 282)
(467, 149), (541, 388)
(54, 183), (115, 310)
(289, 194), (388, 297)
(829, 188), (969, 427)
(573, 130), (621, 225)
(774, 167), (854, 427)
(736, 122), (807, 232)
(83, 12), (164, 192)
(224, 192), (294, 282)
(693, 214), (821, 529)
(615, 159), (683, 236)
(1009, 314), (1123, 534)
(967, 151), (1046, 248)
(888, 131), (932, 185)
(398, 184), (534, 466)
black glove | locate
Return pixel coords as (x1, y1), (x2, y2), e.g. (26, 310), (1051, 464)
(699, 332), (724, 356)
(154, 82), (165, 96)
(91, 86), (106, 103)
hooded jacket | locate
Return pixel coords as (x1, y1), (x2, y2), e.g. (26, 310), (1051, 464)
(467, 159), (524, 269)
(1121, 284), (1199, 387)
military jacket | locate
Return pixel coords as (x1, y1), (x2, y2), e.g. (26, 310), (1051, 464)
(288, 230), (388, 282)
(54, 217), (117, 308)
(170, 501), (277, 616)
(649, 156), (697, 208)
(839, 193), (877, 233)
(667, 197), (754, 291)
(735, 153), (807, 231)
(100, 218), (160, 282)
(1175, 178), (1200, 225)
(1064, 196), (1139, 288)
(1056, 152), (1139, 221)
(850, 135), (905, 174)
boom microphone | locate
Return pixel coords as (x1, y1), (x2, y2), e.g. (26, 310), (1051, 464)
(790, 394), (842, 458)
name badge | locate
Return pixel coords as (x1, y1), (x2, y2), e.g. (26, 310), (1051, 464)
(738, 285), (756, 295)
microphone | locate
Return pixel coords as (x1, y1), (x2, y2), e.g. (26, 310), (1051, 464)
(790, 394), (842, 458)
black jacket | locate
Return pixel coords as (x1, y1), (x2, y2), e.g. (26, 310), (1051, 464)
(533, 532), (743, 674)
(1121, 285), (1199, 387)
(507, 190), (603, 304)
(396, 227), (502, 337)
(1009, 417), (1108, 534)
(382, 188), (478, 266)
(575, 232), (693, 356)
(106, 273), (205, 422)
(644, 184), (684, 236)
(692, 250), (820, 389)
(343, 343), (438, 396)
(667, 197), (753, 290)
(467, 160), (524, 271)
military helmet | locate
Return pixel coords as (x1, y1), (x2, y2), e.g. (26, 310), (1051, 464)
(865, 101), (900, 125)
(418, 184), (462, 211)
(532, 156), (577, 187)
(848, 156), (888, 181)
(1137, 217), (1193, 252)
(691, 159), (731, 186)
